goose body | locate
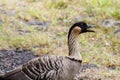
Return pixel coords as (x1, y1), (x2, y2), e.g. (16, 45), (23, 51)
(2, 55), (81, 80)
(0, 22), (94, 80)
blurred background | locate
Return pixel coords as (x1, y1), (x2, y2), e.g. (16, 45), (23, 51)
(0, 0), (120, 79)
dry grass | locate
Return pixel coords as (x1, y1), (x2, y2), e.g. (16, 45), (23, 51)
(76, 66), (120, 80)
(0, 0), (120, 79)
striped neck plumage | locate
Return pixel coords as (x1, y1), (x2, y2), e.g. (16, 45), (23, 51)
(68, 26), (82, 60)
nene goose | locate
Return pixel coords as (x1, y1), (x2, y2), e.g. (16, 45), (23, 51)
(0, 22), (94, 80)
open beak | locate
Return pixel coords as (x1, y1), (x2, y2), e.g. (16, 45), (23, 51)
(86, 25), (95, 33)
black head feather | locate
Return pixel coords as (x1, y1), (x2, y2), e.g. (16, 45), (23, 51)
(68, 22), (94, 39)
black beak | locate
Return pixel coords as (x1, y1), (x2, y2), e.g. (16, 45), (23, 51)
(80, 25), (95, 33)
(85, 25), (95, 32)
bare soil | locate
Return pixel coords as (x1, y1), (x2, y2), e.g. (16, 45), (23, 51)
(0, 49), (36, 74)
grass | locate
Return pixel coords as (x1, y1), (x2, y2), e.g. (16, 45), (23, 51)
(0, 0), (120, 77)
